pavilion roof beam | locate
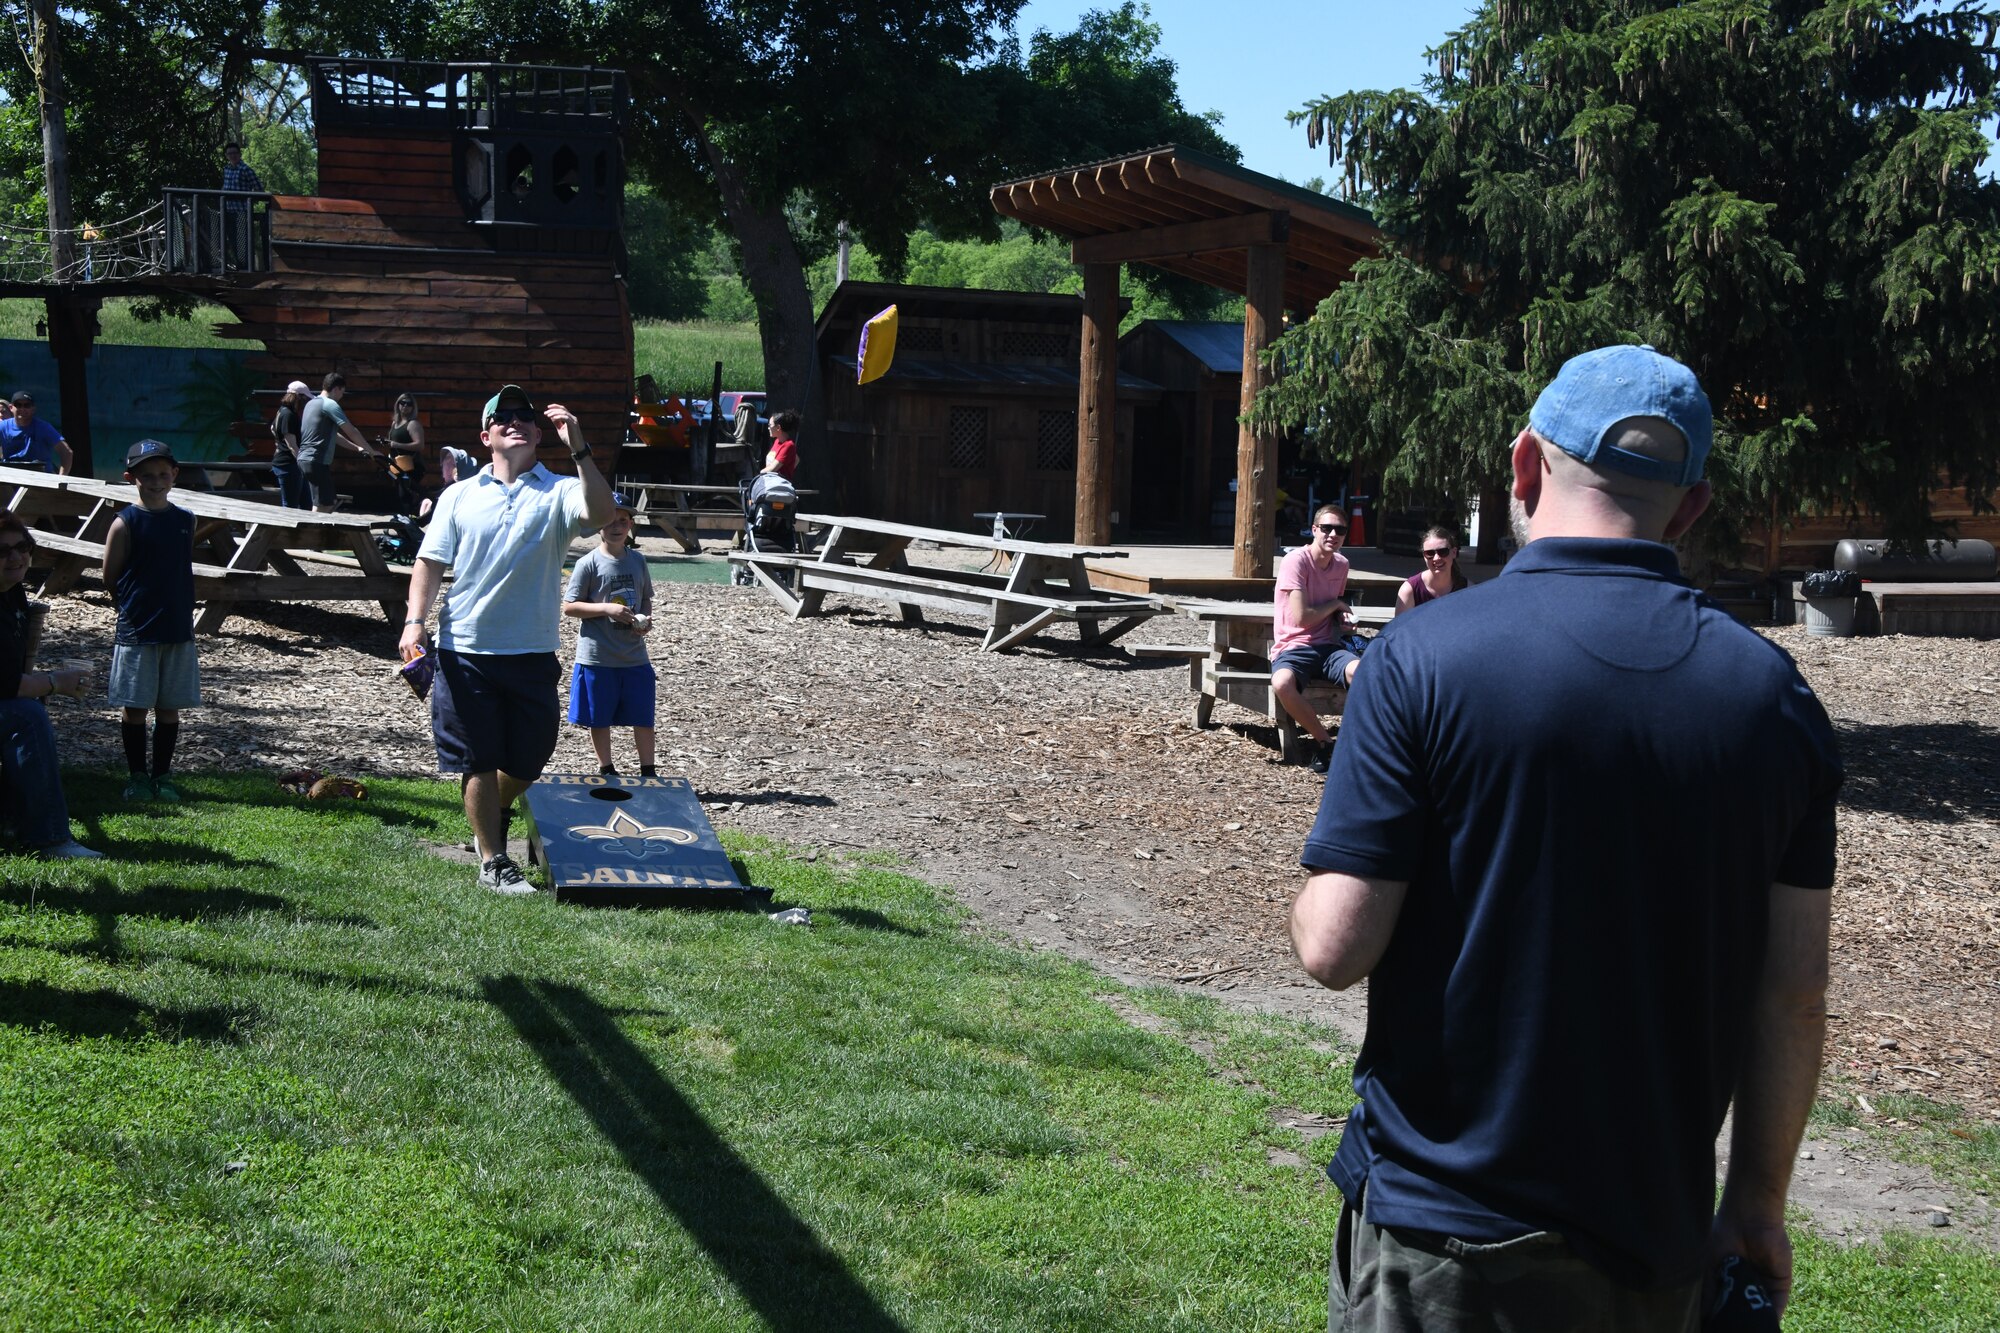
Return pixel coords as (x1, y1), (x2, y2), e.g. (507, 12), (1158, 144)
(1072, 210), (1290, 266)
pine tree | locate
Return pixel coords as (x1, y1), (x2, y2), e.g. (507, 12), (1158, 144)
(1258, 0), (2000, 551)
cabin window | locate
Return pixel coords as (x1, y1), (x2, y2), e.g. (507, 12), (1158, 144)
(901, 324), (944, 355)
(1036, 410), (1076, 471)
(1001, 329), (1070, 361)
(552, 145), (581, 202)
(947, 406), (989, 470)
(505, 143), (535, 200)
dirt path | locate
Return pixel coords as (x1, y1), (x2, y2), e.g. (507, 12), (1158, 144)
(32, 560), (2000, 1246)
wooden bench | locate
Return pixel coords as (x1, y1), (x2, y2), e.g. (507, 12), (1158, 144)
(614, 479), (818, 553)
(1163, 599), (1392, 762)
(729, 512), (1165, 652)
(6, 470), (406, 632)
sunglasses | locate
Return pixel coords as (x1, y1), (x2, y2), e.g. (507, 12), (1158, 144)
(1422, 547), (1453, 558)
(487, 407), (539, 427)
(0, 540), (30, 557)
(1314, 523), (1348, 535)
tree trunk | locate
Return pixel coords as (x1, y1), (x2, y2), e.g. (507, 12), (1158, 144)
(704, 145), (822, 490)
(29, 0), (74, 278)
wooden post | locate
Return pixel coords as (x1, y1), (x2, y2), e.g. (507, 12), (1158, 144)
(45, 294), (97, 478)
(1233, 242), (1285, 578)
(1075, 262), (1118, 545)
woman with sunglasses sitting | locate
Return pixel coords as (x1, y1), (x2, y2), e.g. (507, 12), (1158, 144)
(0, 513), (101, 859)
(1395, 525), (1470, 617)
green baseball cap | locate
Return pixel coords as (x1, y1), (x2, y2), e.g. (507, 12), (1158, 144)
(480, 384), (538, 426)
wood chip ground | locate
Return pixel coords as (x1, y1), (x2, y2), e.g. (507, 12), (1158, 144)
(32, 561), (2000, 1133)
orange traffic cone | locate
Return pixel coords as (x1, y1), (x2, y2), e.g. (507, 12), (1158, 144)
(1349, 502), (1369, 547)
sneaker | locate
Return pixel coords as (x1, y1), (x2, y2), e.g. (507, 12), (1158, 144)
(39, 839), (105, 860)
(1307, 742), (1334, 775)
(151, 778), (182, 803)
(479, 852), (534, 896)
(122, 774), (154, 802)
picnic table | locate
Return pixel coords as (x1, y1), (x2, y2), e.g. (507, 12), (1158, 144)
(3, 469), (405, 633)
(181, 459), (276, 493)
(1136, 598), (1393, 761)
(614, 479), (818, 553)
(727, 512), (1166, 652)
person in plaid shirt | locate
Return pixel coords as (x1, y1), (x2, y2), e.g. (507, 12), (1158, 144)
(221, 143), (263, 270)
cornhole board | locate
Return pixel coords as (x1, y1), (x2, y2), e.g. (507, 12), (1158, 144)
(522, 773), (770, 909)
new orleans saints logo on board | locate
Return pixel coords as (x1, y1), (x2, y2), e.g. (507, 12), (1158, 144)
(570, 807), (699, 859)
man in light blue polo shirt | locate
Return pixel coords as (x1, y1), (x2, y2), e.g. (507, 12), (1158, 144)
(400, 383), (615, 894)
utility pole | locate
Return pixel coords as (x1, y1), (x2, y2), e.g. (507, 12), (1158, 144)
(26, 0), (99, 477)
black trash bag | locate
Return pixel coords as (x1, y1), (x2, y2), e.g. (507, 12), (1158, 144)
(1802, 569), (1859, 598)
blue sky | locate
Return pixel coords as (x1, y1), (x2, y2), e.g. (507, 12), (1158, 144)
(1010, 0), (1483, 183)
(1011, 0), (1999, 183)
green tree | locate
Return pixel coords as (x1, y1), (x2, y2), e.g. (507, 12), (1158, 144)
(289, 1), (1235, 456)
(1257, 0), (2000, 550)
(622, 187), (711, 321)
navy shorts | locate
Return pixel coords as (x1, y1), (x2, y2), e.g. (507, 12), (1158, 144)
(431, 650), (561, 779)
(568, 662), (657, 729)
(1272, 634), (1367, 686)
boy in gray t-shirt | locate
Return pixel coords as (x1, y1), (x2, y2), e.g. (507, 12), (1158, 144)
(561, 494), (657, 776)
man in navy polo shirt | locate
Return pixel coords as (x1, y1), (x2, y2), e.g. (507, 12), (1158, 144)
(1291, 345), (1841, 1330)
(400, 384), (615, 894)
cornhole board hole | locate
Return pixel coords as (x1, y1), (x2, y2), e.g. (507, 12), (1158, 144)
(523, 773), (770, 909)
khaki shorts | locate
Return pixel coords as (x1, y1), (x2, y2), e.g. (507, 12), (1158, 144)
(107, 641), (202, 710)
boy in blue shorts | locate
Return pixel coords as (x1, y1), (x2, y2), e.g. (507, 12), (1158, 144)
(562, 492), (656, 777)
(102, 440), (199, 801)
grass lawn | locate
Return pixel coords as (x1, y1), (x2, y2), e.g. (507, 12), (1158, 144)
(0, 298), (246, 350)
(633, 320), (764, 397)
(2, 773), (1995, 1331)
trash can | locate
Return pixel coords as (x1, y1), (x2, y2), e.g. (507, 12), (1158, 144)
(1802, 596), (1857, 637)
(1800, 569), (1860, 637)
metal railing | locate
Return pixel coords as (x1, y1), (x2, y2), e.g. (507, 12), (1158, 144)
(161, 189), (273, 276)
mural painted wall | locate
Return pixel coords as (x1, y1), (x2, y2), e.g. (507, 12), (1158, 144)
(0, 340), (262, 477)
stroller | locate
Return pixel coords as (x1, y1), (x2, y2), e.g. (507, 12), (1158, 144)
(374, 450), (427, 563)
(733, 471), (799, 586)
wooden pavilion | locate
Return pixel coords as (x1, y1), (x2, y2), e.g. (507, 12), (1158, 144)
(992, 144), (1380, 578)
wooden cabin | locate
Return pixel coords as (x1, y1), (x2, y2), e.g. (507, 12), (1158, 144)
(1117, 320), (1246, 541)
(200, 59), (632, 479)
(816, 281), (1160, 536)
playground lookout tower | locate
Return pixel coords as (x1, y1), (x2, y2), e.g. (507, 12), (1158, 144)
(4, 56), (635, 477)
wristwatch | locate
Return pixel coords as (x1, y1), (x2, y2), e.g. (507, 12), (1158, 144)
(404, 618), (427, 626)
(569, 446), (591, 462)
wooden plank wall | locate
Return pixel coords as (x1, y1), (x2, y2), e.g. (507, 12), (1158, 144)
(210, 165), (632, 479)
(1743, 487), (2000, 573)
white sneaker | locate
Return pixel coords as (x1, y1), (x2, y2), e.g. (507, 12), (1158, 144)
(39, 840), (105, 860)
(479, 852), (534, 896)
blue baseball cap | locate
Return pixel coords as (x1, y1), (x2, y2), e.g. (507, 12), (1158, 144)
(1529, 345), (1712, 486)
(611, 491), (634, 513)
(124, 439), (177, 469)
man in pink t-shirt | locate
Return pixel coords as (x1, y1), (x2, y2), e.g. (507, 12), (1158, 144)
(1270, 502), (1366, 771)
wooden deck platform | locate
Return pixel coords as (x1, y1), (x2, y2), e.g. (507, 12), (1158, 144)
(1084, 544), (1490, 604)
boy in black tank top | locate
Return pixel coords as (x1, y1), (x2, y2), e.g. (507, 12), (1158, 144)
(102, 440), (200, 802)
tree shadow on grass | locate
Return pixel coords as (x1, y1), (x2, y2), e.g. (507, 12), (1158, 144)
(484, 975), (905, 1333)
(0, 878), (372, 928)
(0, 977), (253, 1044)
(1835, 720), (2000, 823)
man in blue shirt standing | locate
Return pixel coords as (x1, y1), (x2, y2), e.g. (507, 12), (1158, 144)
(400, 384), (615, 894)
(0, 393), (73, 474)
(1291, 345), (1841, 1330)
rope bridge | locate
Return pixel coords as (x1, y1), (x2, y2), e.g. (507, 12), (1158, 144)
(0, 191), (271, 286)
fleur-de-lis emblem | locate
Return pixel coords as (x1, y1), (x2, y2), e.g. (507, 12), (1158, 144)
(570, 807), (699, 859)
